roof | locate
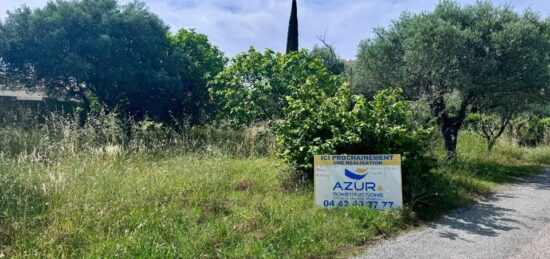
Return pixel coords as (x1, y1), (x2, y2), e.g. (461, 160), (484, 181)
(0, 90), (45, 101)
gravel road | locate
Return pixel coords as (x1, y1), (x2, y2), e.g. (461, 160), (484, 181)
(356, 169), (550, 259)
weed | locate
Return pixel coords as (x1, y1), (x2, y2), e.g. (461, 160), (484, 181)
(0, 107), (548, 257)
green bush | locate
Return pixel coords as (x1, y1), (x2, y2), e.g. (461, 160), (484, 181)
(208, 48), (341, 127)
(538, 118), (550, 144)
(274, 81), (433, 182)
(464, 113), (483, 130)
(510, 117), (550, 146)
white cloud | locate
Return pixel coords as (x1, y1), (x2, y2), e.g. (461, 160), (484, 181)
(2, 0), (550, 59)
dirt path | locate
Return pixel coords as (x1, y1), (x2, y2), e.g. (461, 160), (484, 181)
(356, 169), (550, 259)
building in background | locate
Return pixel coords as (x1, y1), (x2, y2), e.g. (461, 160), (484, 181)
(0, 89), (45, 101)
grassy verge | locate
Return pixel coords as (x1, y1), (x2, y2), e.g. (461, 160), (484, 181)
(1, 130), (549, 258)
(416, 132), (550, 220)
(1, 153), (410, 258)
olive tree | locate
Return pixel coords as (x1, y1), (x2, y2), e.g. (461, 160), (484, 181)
(355, 1), (550, 159)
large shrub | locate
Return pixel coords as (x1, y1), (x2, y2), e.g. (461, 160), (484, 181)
(274, 81), (432, 180)
(208, 48), (341, 127)
(510, 117), (550, 147)
(1, 1), (225, 123)
(168, 29), (226, 124)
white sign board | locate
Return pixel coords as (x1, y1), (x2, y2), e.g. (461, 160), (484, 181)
(314, 155), (403, 210)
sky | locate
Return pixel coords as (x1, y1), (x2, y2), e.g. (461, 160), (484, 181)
(1, 0), (550, 60)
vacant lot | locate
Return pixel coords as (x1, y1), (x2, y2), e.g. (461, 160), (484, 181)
(1, 129), (549, 258)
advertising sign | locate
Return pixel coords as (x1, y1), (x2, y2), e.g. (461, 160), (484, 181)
(314, 155), (402, 210)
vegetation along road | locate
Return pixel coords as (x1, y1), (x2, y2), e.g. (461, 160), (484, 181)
(1, 0), (549, 257)
(358, 169), (550, 259)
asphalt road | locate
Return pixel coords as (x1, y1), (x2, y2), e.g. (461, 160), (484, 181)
(357, 169), (550, 259)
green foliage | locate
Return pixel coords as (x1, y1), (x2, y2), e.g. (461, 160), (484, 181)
(1, 0), (170, 118)
(1, 100), (550, 258)
(168, 29), (226, 124)
(209, 48), (341, 127)
(274, 83), (432, 180)
(310, 44), (346, 75)
(0, 105), (274, 160)
(464, 113), (483, 129)
(510, 117), (550, 147)
(0, 1), (225, 123)
(357, 1), (550, 98)
(0, 151), (412, 258)
(418, 131), (549, 219)
(0, 97), (76, 129)
(466, 110), (515, 151)
(354, 0), (550, 157)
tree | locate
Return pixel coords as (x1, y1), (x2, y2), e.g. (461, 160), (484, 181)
(469, 88), (543, 151)
(0, 0), (224, 124)
(0, 0), (172, 120)
(310, 36), (345, 75)
(168, 29), (226, 124)
(286, 0), (299, 53)
(468, 109), (515, 151)
(355, 1), (550, 159)
(208, 48), (341, 127)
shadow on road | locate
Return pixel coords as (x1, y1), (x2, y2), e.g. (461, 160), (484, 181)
(435, 203), (519, 238)
(435, 170), (550, 239)
(524, 171), (550, 191)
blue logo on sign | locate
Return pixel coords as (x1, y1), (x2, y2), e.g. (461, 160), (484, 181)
(345, 168), (368, 180)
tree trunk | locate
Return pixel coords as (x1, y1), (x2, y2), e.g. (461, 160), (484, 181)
(441, 119), (460, 160)
(77, 92), (91, 127)
(431, 94), (470, 161)
(480, 110), (514, 152)
(488, 140), (496, 151)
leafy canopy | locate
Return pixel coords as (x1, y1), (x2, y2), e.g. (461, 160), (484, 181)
(168, 29), (226, 124)
(354, 0), (550, 157)
(208, 48), (342, 127)
(310, 44), (346, 75)
(0, 0), (225, 123)
(274, 82), (432, 178)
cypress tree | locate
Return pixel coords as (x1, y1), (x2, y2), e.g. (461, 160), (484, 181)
(286, 0), (299, 53)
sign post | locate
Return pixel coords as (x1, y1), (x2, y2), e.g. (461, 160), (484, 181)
(314, 155), (403, 210)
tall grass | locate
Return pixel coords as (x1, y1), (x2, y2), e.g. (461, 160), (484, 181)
(0, 105), (275, 160)
(1, 151), (413, 257)
(1, 104), (549, 257)
(0, 106), (409, 258)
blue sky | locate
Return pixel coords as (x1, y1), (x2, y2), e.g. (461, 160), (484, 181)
(1, 0), (549, 59)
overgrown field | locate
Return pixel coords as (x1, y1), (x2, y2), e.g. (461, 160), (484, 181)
(1, 0), (550, 257)
(1, 114), (549, 257)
